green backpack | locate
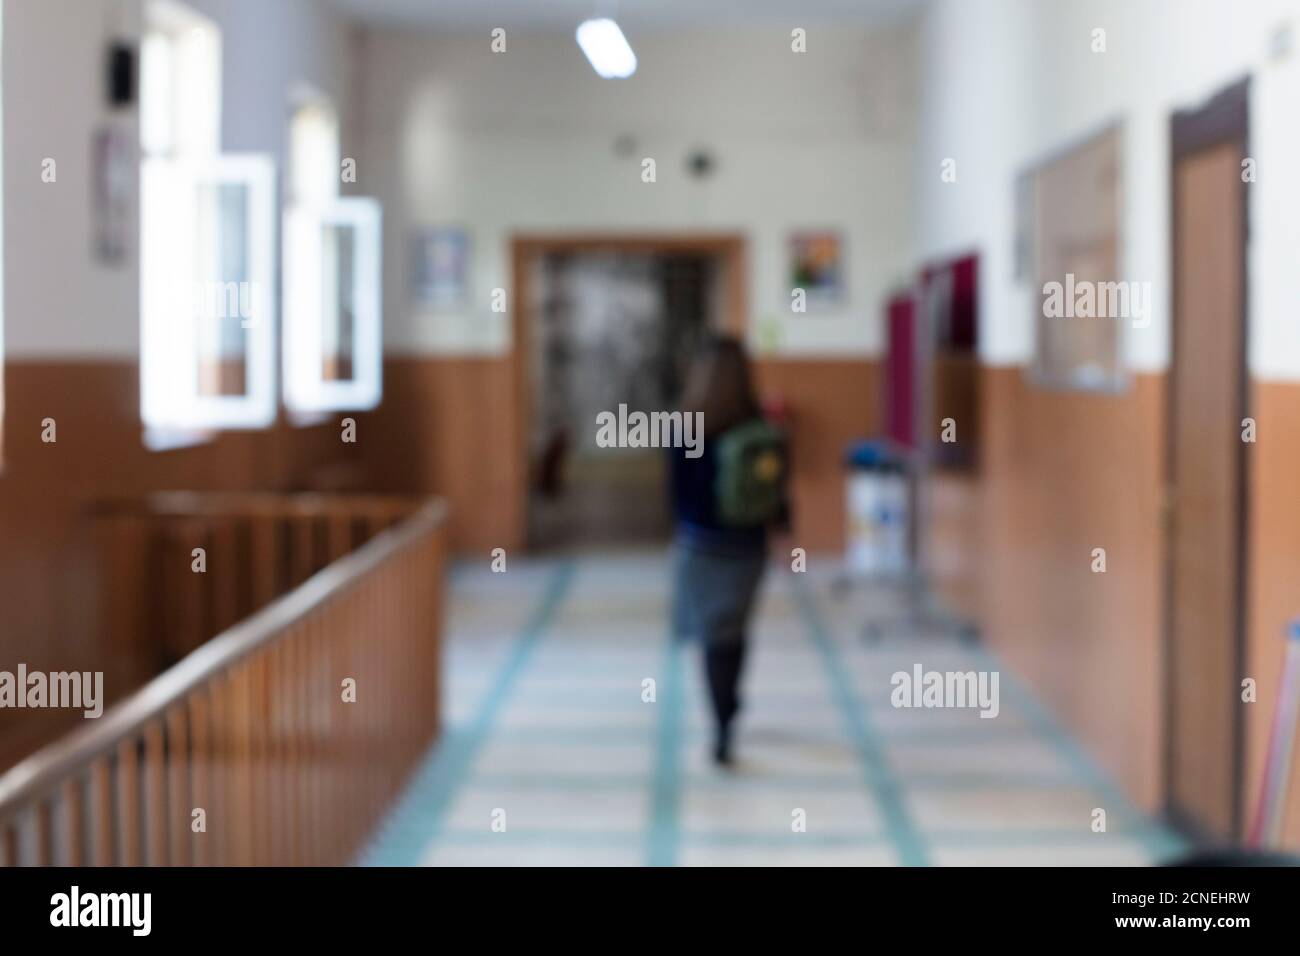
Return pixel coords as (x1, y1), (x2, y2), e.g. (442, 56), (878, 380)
(714, 419), (788, 527)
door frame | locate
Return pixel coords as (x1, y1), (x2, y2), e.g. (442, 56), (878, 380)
(1163, 77), (1251, 839)
(508, 232), (748, 550)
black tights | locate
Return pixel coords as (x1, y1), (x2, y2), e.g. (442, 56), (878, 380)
(703, 640), (748, 737)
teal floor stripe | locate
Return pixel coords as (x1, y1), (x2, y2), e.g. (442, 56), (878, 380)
(438, 829), (645, 848)
(422, 825), (1159, 850)
(646, 635), (685, 866)
(447, 769), (1110, 793)
(471, 772), (651, 789)
(434, 829), (886, 848)
(680, 831), (884, 848)
(362, 557), (1184, 866)
(791, 574), (931, 866)
(925, 828), (1168, 849)
(357, 562), (575, 866)
(969, 644), (1187, 860)
(492, 726), (650, 743)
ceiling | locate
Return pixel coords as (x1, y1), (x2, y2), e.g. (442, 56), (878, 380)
(325, 0), (928, 31)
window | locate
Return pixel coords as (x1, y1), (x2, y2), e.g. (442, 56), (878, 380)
(288, 101), (339, 208)
(282, 98), (383, 416)
(139, 0), (277, 444)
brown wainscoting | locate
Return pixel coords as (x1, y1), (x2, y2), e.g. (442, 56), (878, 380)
(935, 366), (1167, 811)
(0, 360), (356, 771)
(356, 355), (877, 558)
(752, 358), (880, 554)
(1244, 379), (1300, 849)
(927, 367), (1300, 845)
(356, 356), (525, 555)
(927, 469), (986, 627)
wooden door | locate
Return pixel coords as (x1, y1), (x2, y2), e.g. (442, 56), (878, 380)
(1166, 81), (1249, 840)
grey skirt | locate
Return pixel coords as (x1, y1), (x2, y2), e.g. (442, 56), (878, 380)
(671, 537), (767, 646)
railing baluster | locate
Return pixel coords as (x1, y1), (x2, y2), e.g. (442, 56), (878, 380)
(64, 778), (85, 866)
(284, 627), (301, 866)
(233, 664), (253, 866)
(91, 758), (113, 865)
(300, 618), (316, 867)
(340, 590), (358, 857)
(210, 517), (241, 635)
(0, 496), (443, 869)
(166, 706), (190, 866)
(314, 619), (329, 864)
(171, 520), (207, 662)
(251, 511), (281, 611)
(145, 721), (166, 865)
(271, 655), (282, 869)
(249, 654), (268, 866)
(208, 674), (229, 867)
(189, 689), (210, 867)
(34, 801), (53, 866)
(327, 506), (352, 564)
(0, 821), (17, 867)
(292, 512), (316, 586)
(116, 738), (140, 866)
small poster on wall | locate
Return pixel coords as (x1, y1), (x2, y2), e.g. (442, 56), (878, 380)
(92, 125), (132, 265)
(787, 230), (844, 308)
(410, 227), (470, 309)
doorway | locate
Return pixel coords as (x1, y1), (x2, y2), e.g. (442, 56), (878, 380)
(511, 234), (747, 551)
(1165, 78), (1250, 841)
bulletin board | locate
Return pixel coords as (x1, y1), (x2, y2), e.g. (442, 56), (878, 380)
(1024, 125), (1123, 391)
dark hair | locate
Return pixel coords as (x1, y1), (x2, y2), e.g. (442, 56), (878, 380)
(678, 334), (761, 437)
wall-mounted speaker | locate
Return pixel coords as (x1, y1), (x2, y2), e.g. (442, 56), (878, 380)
(107, 42), (135, 108)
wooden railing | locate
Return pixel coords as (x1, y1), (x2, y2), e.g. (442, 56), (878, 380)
(93, 492), (418, 688)
(0, 494), (447, 866)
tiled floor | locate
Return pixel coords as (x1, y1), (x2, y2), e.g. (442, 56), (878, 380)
(358, 551), (1186, 866)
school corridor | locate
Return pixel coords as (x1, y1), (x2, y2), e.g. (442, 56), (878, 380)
(359, 552), (1183, 866)
(4, 0), (1300, 874)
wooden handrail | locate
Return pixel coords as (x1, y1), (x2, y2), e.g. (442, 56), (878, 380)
(0, 494), (449, 866)
(0, 499), (445, 814)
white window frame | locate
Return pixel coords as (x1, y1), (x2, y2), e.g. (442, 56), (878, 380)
(288, 98), (340, 208)
(281, 95), (383, 417)
(283, 198), (383, 413)
(139, 0), (278, 444)
(141, 154), (278, 432)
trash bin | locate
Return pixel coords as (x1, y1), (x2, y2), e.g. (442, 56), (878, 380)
(844, 440), (909, 579)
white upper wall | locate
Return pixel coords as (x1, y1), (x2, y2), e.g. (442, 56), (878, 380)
(327, 0), (927, 32)
(914, 0), (1300, 378)
(352, 23), (919, 358)
(2, 0), (351, 359)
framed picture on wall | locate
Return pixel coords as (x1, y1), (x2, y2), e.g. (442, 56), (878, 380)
(92, 124), (132, 265)
(787, 231), (844, 308)
(410, 226), (470, 309)
(1013, 170), (1035, 281)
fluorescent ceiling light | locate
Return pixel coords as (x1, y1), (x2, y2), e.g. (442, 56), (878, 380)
(576, 18), (636, 79)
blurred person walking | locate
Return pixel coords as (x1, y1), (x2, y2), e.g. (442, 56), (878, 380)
(669, 335), (789, 765)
